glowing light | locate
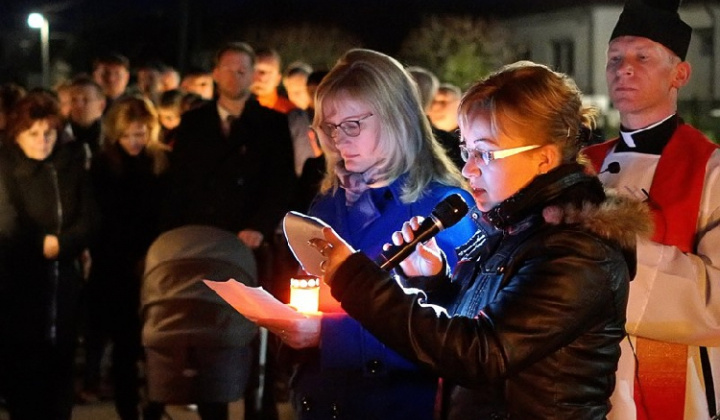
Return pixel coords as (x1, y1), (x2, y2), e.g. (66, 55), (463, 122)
(290, 276), (320, 313)
(27, 13), (45, 29)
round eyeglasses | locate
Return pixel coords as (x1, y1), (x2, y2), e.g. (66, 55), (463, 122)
(319, 113), (374, 138)
(460, 144), (541, 166)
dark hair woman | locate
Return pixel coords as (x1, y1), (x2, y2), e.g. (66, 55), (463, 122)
(0, 90), (98, 420)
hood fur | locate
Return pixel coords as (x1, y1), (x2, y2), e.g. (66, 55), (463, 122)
(542, 189), (654, 251)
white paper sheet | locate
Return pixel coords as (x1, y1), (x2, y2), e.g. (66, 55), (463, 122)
(203, 279), (307, 322)
(283, 211), (330, 276)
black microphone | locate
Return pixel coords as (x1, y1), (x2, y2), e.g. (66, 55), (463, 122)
(376, 193), (469, 271)
(600, 162), (620, 174)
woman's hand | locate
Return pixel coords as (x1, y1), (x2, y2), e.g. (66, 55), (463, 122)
(43, 234), (60, 259)
(238, 229), (264, 249)
(259, 312), (323, 349)
(309, 227), (356, 285)
(388, 216), (444, 277)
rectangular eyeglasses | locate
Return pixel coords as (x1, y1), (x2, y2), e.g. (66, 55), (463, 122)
(319, 113), (374, 138)
(460, 144), (541, 166)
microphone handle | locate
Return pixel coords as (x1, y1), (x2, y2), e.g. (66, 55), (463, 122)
(378, 216), (443, 271)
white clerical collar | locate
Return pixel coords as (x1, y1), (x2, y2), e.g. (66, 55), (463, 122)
(620, 114), (675, 148)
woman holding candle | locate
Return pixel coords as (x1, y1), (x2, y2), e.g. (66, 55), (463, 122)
(313, 61), (653, 419)
(260, 48), (476, 420)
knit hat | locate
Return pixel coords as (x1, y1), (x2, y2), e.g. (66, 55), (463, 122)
(610, 0), (692, 60)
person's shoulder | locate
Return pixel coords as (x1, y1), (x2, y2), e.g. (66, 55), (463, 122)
(244, 102), (292, 143)
(0, 144), (14, 172)
(432, 125), (459, 146)
(274, 96), (297, 114)
(246, 98), (289, 121)
(308, 189), (336, 210)
(395, 183), (466, 220)
(423, 182), (473, 207)
(307, 189), (343, 221)
(0, 142), (11, 159)
(180, 100), (217, 123)
(54, 141), (88, 167)
(676, 122), (719, 147)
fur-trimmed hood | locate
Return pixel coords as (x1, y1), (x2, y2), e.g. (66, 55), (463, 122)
(478, 163), (653, 254)
(541, 189), (653, 252)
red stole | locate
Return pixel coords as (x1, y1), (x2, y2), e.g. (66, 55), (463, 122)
(584, 124), (718, 420)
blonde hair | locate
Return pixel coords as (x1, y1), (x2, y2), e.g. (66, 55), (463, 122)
(101, 95), (168, 174)
(459, 61), (596, 164)
(313, 49), (465, 203)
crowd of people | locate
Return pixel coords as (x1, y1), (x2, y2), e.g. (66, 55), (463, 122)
(0, 0), (718, 419)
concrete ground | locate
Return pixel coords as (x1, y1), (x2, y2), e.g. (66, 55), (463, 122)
(71, 400), (246, 420)
(0, 400), (244, 420)
(1, 400), (296, 420)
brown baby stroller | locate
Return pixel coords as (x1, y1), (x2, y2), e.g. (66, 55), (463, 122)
(141, 225), (258, 419)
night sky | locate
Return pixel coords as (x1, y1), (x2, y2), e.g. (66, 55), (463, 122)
(2, 0), (632, 84)
(3, 0), (500, 69)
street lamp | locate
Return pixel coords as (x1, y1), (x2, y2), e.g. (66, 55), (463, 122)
(27, 12), (50, 88)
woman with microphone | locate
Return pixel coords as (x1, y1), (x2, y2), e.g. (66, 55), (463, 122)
(315, 61), (652, 419)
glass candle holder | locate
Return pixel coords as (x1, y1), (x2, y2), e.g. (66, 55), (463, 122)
(289, 275), (320, 313)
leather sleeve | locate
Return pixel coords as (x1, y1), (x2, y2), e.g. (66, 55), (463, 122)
(330, 230), (628, 388)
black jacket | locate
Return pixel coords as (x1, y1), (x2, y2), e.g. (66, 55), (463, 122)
(329, 164), (652, 420)
(161, 98), (296, 238)
(0, 141), (98, 344)
(89, 144), (166, 303)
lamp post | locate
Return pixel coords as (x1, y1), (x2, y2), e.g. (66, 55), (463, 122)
(27, 12), (50, 87)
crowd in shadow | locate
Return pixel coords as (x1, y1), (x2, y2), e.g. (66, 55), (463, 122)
(0, 39), (463, 420)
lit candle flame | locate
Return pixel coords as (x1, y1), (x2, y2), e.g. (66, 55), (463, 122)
(290, 276), (320, 313)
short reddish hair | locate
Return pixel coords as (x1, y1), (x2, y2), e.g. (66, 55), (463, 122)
(4, 90), (61, 145)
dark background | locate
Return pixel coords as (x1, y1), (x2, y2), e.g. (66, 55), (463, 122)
(1, 0), (620, 84)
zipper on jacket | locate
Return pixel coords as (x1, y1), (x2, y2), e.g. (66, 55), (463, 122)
(48, 163), (63, 344)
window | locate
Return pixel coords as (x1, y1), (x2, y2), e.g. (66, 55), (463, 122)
(696, 28), (714, 57)
(552, 39), (575, 75)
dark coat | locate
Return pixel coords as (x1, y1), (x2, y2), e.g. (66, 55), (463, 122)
(329, 164), (652, 420)
(162, 98), (296, 238)
(0, 141), (98, 345)
(88, 143), (166, 314)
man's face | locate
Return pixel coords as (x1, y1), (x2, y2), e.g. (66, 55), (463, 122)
(429, 91), (460, 131)
(213, 51), (254, 101)
(606, 36), (683, 127)
(252, 57), (282, 97)
(137, 68), (162, 95)
(93, 63), (129, 100)
(284, 73), (311, 110)
(181, 74), (214, 100)
(160, 69), (180, 92)
(158, 107), (181, 130)
(70, 85), (106, 127)
(57, 88), (72, 119)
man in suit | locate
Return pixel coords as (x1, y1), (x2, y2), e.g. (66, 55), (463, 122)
(161, 44), (296, 419)
(163, 41), (296, 251)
